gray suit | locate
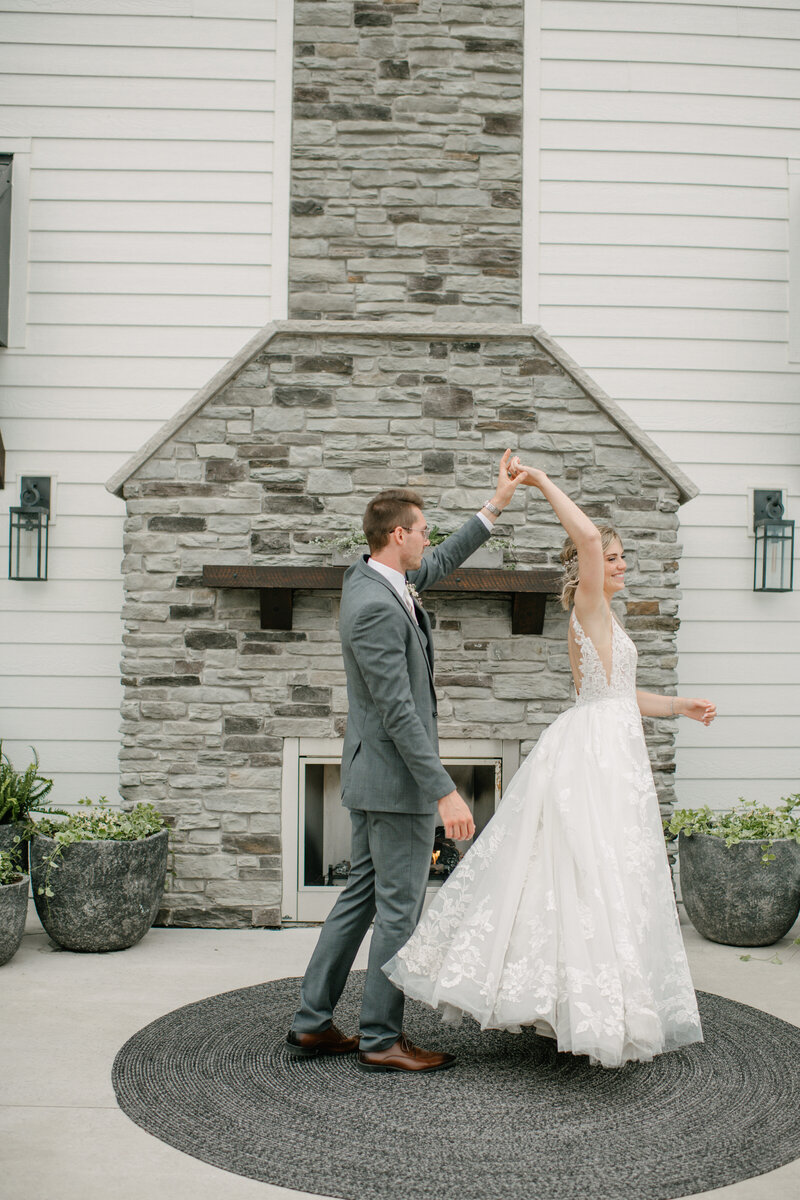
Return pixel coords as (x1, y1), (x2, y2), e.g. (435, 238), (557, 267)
(291, 515), (491, 1050)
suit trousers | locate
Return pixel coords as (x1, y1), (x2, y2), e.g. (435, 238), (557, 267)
(291, 807), (437, 1051)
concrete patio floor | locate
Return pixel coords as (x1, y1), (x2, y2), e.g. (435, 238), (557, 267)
(3, 905), (799, 1200)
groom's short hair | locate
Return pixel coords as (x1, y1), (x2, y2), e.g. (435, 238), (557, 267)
(363, 488), (424, 552)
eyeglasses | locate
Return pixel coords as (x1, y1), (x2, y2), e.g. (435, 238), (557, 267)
(398, 525), (430, 537)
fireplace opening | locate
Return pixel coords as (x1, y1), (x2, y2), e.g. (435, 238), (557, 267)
(302, 761), (500, 888)
(282, 738), (519, 921)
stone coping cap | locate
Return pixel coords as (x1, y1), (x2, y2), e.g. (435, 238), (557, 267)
(105, 320), (699, 504)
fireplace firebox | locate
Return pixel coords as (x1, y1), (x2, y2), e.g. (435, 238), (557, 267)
(281, 738), (520, 922)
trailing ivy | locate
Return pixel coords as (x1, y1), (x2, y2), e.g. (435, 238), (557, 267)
(34, 798), (167, 900)
(0, 848), (24, 886)
(666, 796), (800, 865)
(36, 797), (165, 845)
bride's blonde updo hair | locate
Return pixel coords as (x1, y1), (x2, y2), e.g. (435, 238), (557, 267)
(560, 526), (622, 610)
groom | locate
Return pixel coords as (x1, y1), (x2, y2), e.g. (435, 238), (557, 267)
(286, 451), (522, 1073)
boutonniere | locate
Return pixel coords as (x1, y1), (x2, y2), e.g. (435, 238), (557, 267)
(406, 582), (422, 606)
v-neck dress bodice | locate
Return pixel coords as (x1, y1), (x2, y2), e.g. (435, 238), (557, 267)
(571, 610), (638, 705)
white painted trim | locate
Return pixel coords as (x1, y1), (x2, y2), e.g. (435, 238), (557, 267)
(0, 138), (31, 350)
(521, 0), (541, 324)
(270, 0), (293, 321)
(789, 160), (800, 363)
(280, 736), (300, 921)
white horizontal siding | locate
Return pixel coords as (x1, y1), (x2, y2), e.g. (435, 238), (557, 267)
(2, 388), (198, 420)
(540, 244), (788, 280)
(1, 12), (275, 48)
(2, 707), (121, 740)
(541, 121), (800, 157)
(543, 30), (800, 70)
(33, 170), (273, 203)
(0, 44), (272, 79)
(0, 1), (286, 806)
(29, 231), (271, 264)
(29, 294), (270, 328)
(0, 582), (124, 612)
(543, 181), (786, 219)
(533, 0), (800, 811)
(34, 139), (274, 171)
(28, 263), (270, 295)
(542, 277), (788, 311)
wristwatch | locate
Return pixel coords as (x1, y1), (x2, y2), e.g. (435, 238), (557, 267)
(482, 500), (500, 516)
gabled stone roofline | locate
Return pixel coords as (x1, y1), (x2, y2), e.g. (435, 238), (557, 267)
(105, 320), (699, 503)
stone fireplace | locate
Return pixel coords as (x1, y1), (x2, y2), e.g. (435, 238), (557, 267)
(108, 320), (695, 928)
(106, 0), (697, 929)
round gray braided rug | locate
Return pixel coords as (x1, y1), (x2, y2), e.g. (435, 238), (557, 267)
(112, 973), (800, 1200)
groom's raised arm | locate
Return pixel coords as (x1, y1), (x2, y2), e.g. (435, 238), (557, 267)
(410, 449), (522, 591)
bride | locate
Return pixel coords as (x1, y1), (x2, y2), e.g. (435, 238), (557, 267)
(383, 462), (716, 1068)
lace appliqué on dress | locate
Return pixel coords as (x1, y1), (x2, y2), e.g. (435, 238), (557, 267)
(385, 608), (703, 1068)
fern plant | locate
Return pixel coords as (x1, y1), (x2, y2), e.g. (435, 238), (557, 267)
(0, 742), (54, 824)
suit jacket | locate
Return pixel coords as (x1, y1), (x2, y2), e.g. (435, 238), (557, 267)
(339, 515), (491, 813)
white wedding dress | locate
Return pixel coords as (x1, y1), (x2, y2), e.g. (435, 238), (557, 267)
(384, 611), (703, 1068)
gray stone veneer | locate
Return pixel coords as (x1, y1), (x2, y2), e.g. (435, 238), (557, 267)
(289, 0), (523, 321)
(117, 324), (687, 928)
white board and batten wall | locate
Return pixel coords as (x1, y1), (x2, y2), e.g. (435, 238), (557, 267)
(525, 0), (800, 809)
(0, 0), (292, 805)
(0, 0), (797, 814)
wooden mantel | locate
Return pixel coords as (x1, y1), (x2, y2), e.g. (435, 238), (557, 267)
(202, 564), (562, 635)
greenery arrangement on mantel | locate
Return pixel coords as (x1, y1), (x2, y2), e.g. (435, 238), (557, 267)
(315, 523), (516, 565)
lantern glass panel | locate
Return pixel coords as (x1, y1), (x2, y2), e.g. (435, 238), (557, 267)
(8, 507), (48, 581)
(754, 520), (794, 593)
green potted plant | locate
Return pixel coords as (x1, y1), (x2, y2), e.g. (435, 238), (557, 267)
(30, 798), (169, 953)
(667, 796), (800, 946)
(0, 742), (54, 870)
(0, 848), (29, 966)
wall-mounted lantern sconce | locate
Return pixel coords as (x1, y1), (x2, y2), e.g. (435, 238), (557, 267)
(8, 475), (50, 581)
(753, 490), (794, 593)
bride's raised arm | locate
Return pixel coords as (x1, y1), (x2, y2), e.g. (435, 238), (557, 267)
(509, 461), (605, 615)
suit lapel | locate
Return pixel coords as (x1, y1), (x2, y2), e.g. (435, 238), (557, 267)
(416, 603), (434, 672)
(354, 560), (435, 685)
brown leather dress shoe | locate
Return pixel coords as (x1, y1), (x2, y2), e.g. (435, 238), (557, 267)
(286, 1025), (359, 1058)
(356, 1034), (456, 1074)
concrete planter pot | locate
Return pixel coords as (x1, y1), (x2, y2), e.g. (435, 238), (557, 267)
(0, 873), (29, 966)
(30, 829), (169, 953)
(679, 831), (800, 946)
(0, 821), (29, 872)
